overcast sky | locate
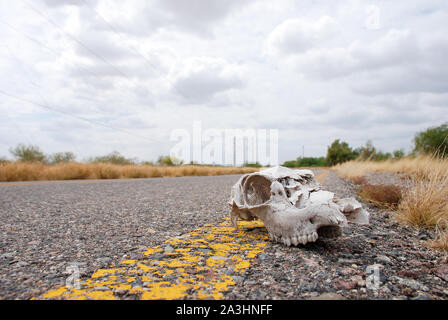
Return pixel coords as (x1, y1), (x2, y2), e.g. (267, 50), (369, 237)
(1, 0), (447, 163)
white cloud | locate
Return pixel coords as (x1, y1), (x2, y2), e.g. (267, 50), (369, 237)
(85, 0), (257, 38)
(1, 0), (447, 162)
(75, 30), (134, 62)
(42, 0), (87, 8)
(266, 16), (339, 55)
(156, 0), (254, 36)
(269, 27), (420, 79)
(170, 57), (244, 105)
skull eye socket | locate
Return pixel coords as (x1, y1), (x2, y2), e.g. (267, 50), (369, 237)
(243, 175), (272, 206)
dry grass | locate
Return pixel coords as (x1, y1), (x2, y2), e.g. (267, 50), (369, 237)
(396, 166), (448, 229)
(333, 155), (448, 251)
(333, 155), (448, 180)
(428, 222), (448, 251)
(0, 162), (260, 182)
(358, 184), (402, 209)
(351, 176), (368, 185)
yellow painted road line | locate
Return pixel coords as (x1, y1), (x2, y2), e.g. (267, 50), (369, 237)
(38, 218), (268, 300)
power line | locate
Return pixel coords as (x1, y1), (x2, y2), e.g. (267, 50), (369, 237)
(1, 35), (100, 156)
(79, 0), (195, 102)
(1, 18), (153, 150)
(0, 89), (154, 144)
(1, 18), (107, 85)
(21, 0), (155, 101)
(0, 19), (126, 107)
(2, 43), (40, 147)
(32, 92), (84, 157)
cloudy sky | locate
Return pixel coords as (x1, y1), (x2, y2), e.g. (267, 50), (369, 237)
(0, 0), (447, 163)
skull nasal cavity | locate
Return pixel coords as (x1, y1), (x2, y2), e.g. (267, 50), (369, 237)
(243, 175), (272, 206)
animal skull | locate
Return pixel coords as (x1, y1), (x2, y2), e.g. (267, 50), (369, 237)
(229, 166), (369, 246)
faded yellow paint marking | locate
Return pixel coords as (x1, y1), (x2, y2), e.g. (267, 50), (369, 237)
(137, 263), (154, 273)
(144, 247), (163, 256)
(41, 286), (67, 299)
(91, 268), (123, 279)
(38, 218), (269, 300)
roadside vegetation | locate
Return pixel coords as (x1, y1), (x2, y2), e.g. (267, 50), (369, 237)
(282, 139), (405, 168)
(331, 123), (448, 251)
(283, 157), (326, 168)
(0, 145), (259, 182)
(358, 183), (403, 209)
(0, 162), (259, 181)
(2, 123), (447, 250)
(339, 155), (448, 251)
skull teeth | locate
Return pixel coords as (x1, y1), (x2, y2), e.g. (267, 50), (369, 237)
(299, 235), (307, 245)
(291, 236), (299, 246)
(271, 232), (318, 246)
(310, 232), (318, 242)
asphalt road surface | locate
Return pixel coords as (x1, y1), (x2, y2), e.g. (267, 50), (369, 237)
(0, 175), (237, 299)
(1, 173), (447, 300)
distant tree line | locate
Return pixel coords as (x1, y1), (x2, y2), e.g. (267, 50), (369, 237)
(2, 123), (447, 167)
(7, 144), (77, 164)
(242, 162), (263, 168)
(283, 157), (326, 168)
(2, 145), (184, 166)
(325, 139), (406, 166)
(283, 122), (448, 167)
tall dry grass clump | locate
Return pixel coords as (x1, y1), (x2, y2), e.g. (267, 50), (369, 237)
(396, 165), (448, 229)
(0, 162), (260, 182)
(397, 165), (448, 251)
(333, 155), (448, 250)
(428, 225), (448, 251)
(358, 184), (402, 209)
(0, 162), (42, 181)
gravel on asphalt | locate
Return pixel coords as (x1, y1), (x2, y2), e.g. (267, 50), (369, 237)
(0, 176), (235, 299)
(1, 171), (447, 300)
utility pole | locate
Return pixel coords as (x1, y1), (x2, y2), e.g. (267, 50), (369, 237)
(233, 136), (236, 167)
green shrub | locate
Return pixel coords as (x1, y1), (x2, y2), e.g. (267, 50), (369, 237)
(282, 157), (327, 167)
(393, 149), (405, 159)
(157, 155), (183, 166)
(242, 162), (262, 168)
(413, 123), (448, 156)
(282, 160), (299, 168)
(326, 139), (357, 166)
(9, 144), (46, 163)
(90, 151), (136, 165)
(49, 152), (76, 164)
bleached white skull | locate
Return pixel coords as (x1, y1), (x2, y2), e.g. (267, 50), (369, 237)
(229, 166), (369, 246)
